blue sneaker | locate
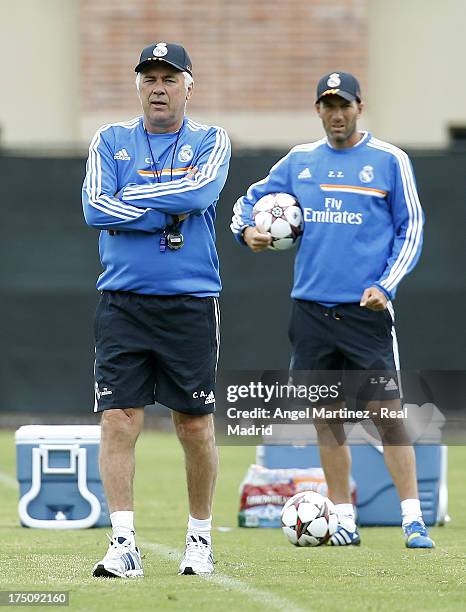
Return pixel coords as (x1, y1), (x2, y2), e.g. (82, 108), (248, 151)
(404, 520), (435, 549)
(329, 519), (361, 546)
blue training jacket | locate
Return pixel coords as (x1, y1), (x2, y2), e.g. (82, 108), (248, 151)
(82, 116), (231, 296)
(231, 131), (424, 304)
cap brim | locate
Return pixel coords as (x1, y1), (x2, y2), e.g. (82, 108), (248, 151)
(316, 89), (358, 103)
(135, 58), (191, 74)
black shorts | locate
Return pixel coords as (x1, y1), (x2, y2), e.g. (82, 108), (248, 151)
(94, 291), (220, 414)
(289, 300), (400, 404)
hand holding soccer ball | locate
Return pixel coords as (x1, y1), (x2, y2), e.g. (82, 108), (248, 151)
(242, 226), (272, 252)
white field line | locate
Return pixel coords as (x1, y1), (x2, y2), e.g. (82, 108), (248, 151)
(140, 539), (310, 612)
(0, 473), (309, 611)
(0, 470), (16, 488)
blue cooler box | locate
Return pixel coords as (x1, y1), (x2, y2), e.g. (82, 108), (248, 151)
(16, 425), (110, 529)
(257, 444), (448, 526)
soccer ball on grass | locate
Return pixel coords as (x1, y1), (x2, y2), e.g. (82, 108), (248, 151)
(281, 491), (338, 546)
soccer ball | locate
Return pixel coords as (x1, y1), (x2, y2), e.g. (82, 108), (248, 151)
(281, 491), (338, 546)
(252, 193), (303, 250)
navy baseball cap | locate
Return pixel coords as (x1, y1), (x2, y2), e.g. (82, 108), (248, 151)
(135, 42), (193, 75)
(316, 72), (361, 103)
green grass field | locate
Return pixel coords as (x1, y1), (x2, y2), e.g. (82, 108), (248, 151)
(0, 430), (465, 611)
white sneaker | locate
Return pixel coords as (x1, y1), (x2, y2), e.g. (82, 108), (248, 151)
(179, 532), (214, 575)
(93, 535), (144, 578)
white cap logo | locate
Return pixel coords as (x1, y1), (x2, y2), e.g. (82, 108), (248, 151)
(327, 73), (341, 87)
(153, 43), (168, 57)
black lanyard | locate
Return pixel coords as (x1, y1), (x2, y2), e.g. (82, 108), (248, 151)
(143, 124), (186, 253)
(108, 124), (183, 239)
(144, 125), (182, 183)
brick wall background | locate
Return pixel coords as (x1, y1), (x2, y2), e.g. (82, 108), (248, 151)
(80, 0), (367, 115)
(2, 0), (463, 148)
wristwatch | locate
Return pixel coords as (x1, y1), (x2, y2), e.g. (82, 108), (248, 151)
(241, 226), (251, 240)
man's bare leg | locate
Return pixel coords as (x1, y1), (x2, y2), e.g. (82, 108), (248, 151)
(315, 407), (351, 504)
(99, 407), (145, 512)
(93, 407), (145, 578)
(370, 399), (422, 523)
(383, 445), (418, 500)
(172, 412), (218, 518)
(370, 398), (434, 546)
(173, 411), (218, 574)
(369, 399), (418, 500)
(315, 403), (359, 544)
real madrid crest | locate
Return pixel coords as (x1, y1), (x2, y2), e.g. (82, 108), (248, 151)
(153, 43), (168, 57)
(327, 73), (341, 88)
(178, 144), (194, 163)
(359, 165), (374, 183)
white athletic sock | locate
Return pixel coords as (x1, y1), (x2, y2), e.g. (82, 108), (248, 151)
(188, 514), (212, 540)
(334, 504), (356, 529)
(110, 511), (135, 545)
(334, 503), (355, 520)
(401, 498), (423, 526)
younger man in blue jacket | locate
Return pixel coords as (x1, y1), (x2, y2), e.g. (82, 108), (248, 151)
(232, 72), (434, 549)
